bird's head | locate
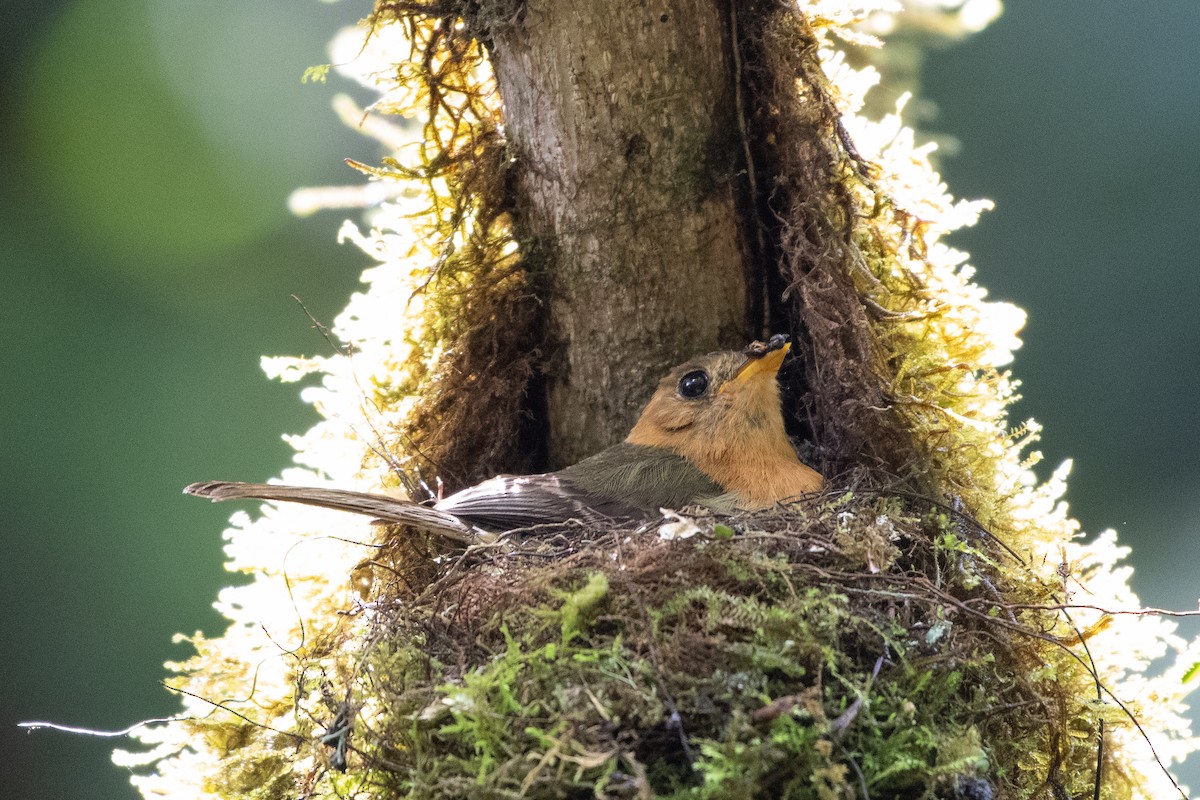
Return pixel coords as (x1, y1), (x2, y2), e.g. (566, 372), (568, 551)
(626, 335), (797, 467)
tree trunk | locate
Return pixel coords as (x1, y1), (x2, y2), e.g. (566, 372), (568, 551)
(489, 0), (753, 467)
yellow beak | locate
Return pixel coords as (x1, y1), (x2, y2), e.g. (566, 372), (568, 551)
(722, 341), (790, 392)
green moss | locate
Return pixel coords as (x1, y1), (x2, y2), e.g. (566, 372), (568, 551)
(557, 572), (610, 644)
(208, 750), (294, 799)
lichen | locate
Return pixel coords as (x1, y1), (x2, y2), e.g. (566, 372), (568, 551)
(114, 2), (1200, 799)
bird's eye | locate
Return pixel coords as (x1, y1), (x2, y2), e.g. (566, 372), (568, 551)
(677, 370), (709, 399)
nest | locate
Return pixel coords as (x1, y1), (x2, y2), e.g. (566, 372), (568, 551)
(253, 493), (1112, 800)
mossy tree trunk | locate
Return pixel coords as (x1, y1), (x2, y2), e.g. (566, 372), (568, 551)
(487, 0), (757, 467)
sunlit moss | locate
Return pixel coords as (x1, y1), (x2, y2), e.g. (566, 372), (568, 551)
(115, 2), (1199, 799)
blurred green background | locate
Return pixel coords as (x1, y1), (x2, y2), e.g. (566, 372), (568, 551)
(2, 2), (1197, 798)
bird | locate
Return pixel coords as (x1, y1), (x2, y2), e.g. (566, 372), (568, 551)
(185, 335), (824, 543)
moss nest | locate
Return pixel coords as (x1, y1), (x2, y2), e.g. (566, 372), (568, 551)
(224, 493), (1102, 800)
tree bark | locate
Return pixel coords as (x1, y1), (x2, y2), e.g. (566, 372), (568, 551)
(488, 0), (753, 467)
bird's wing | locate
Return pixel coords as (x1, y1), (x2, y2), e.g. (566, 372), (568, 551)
(560, 443), (729, 511)
(436, 444), (731, 530)
(434, 473), (641, 531)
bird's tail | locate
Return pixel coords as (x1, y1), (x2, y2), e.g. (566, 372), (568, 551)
(183, 481), (478, 544)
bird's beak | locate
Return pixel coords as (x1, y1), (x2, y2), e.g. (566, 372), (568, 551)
(723, 341), (790, 393)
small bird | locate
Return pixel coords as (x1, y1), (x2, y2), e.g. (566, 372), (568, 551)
(185, 335), (823, 542)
